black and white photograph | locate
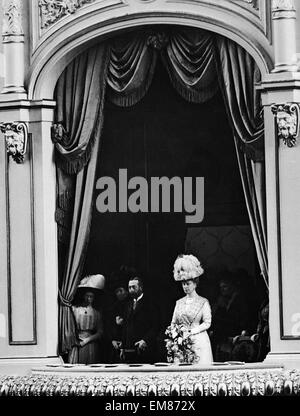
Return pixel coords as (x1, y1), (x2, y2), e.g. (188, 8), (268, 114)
(0, 0), (300, 406)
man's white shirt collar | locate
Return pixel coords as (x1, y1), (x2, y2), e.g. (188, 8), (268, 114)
(135, 293), (143, 303)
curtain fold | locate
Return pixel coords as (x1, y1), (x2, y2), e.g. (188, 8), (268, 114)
(216, 36), (268, 287)
(58, 132), (102, 354)
(215, 37), (264, 161)
(54, 44), (109, 174)
(107, 33), (157, 107)
(161, 28), (219, 103)
(54, 44), (109, 355)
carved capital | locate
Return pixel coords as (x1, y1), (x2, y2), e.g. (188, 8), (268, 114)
(39, 0), (96, 29)
(2, 0), (23, 38)
(0, 122), (28, 163)
(272, 0), (296, 19)
(271, 103), (300, 147)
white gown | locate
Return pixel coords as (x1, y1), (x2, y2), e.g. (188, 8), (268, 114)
(171, 294), (213, 364)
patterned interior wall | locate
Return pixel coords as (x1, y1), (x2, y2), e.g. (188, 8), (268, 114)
(185, 225), (257, 277)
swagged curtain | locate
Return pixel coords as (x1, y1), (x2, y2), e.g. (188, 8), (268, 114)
(52, 27), (268, 356)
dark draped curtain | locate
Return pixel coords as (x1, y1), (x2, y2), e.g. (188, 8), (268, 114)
(53, 27), (268, 356)
(107, 33), (157, 106)
(54, 45), (109, 354)
(161, 29), (218, 103)
(215, 37), (268, 288)
(54, 45), (109, 174)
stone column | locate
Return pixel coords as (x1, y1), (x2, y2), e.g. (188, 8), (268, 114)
(261, 80), (300, 369)
(272, 0), (298, 72)
(1, 0), (26, 94)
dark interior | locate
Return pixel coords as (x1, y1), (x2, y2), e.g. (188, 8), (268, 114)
(82, 59), (264, 335)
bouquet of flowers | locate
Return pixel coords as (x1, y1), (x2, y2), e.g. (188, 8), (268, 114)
(165, 324), (196, 364)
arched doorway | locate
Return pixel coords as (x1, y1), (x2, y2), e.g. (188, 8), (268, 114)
(28, 6), (273, 101)
(52, 25), (268, 364)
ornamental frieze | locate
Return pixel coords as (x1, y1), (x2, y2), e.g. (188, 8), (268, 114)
(38, 0), (263, 31)
(39, 0), (96, 29)
(0, 368), (300, 396)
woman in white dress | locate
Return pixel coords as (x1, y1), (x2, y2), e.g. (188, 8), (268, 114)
(171, 254), (213, 365)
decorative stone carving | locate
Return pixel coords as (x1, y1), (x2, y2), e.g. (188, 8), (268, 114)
(271, 104), (300, 147)
(1, 369), (300, 396)
(2, 0), (23, 36)
(272, 0), (296, 19)
(0, 122), (28, 163)
(39, 0), (96, 29)
(239, 0), (259, 11)
(146, 32), (169, 50)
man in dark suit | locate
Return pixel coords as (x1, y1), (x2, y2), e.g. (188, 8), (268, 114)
(120, 276), (157, 364)
(106, 280), (130, 363)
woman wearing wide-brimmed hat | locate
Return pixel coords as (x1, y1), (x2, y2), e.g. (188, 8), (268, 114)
(68, 274), (105, 364)
(170, 254), (213, 364)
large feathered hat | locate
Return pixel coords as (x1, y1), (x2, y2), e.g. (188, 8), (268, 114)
(173, 254), (204, 281)
(77, 274), (105, 290)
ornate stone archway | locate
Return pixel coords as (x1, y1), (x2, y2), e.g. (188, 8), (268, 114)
(28, 0), (274, 100)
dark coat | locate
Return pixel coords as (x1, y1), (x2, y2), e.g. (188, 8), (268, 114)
(122, 295), (157, 362)
(107, 298), (130, 342)
(212, 291), (249, 339)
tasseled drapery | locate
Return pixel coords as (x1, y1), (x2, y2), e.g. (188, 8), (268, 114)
(53, 44), (109, 174)
(161, 28), (219, 104)
(107, 33), (158, 107)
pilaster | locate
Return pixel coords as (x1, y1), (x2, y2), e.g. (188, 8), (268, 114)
(0, 99), (60, 375)
(260, 73), (300, 368)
